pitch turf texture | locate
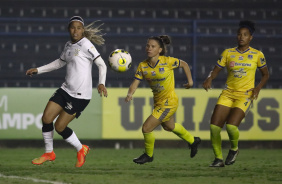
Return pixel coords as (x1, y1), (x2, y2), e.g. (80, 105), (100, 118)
(0, 148), (281, 184)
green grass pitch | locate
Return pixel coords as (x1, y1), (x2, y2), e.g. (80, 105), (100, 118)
(0, 148), (281, 184)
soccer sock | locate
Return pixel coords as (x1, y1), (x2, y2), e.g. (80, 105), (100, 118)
(59, 127), (83, 152)
(210, 124), (223, 160)
(143, 132), (155, 157)
(42, 122), (54, 153)
(172, 123), (194, 144)
(226, 124), (239, 151)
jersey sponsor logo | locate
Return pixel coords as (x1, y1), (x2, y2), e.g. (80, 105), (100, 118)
(151, 71), (156, 76)
(159, 63), (167, 66)
(143, 71), (148, 75)
(249, 51), (257, 54)
(238, 56), (244, 60)
(230, 55), (235, 58)
(142, 66), (148, 69)
(151, 78), (165, 82)
(248, 55), (253, 60)
(159, 68), (165, 74)
(151, 83), (164, 93)
(230, 61), (235, 67)
(232, 68), (247, 78)
(235, 63), (251, 67)
(228, 50), (236, 52)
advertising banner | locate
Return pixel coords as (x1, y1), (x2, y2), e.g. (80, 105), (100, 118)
(0, 88), (102, 139)
(102, 88), (282, 140)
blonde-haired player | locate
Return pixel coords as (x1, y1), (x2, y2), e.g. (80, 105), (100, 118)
(125, 35), (201, 164)
(203, 20), (269, 167)
(26, 16), (107, 167)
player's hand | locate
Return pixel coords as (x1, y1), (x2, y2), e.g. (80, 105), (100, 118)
(125, 94), (133, 103)
(97, 84), (108, 97)
(202, 78), (212, 91)
(26, 68), (38, 77)
(248, 87), (260, 100)
(183, 82), (193, 89)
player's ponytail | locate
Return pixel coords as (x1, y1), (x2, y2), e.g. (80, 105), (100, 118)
(84, 21), (105, 46)
(149, 35), (171, 56)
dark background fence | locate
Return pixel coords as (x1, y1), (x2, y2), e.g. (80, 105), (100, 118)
(1, 0), (281, 89)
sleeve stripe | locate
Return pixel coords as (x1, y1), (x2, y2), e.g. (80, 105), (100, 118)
(60, 57), (66, 62)
(93, 55), (101, 62)
(258, 64), (267, 69)
(134, 77), (143, 81)
(216, 63), (224, 68)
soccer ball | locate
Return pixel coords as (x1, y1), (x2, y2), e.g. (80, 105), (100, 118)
(108, 49), (132, 72)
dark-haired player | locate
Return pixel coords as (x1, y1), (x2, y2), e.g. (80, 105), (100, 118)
(125, 35), (201, 164)
(203, 20), (269, 167)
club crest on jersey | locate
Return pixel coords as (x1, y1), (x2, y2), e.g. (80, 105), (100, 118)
(248, 55), (253, 60)
(151, 71), (156, 76)
(159, 68), (165, 74)
(74, 49), (80, 56)
(230, 61), (235, 67)
(238, 56), (244, 60)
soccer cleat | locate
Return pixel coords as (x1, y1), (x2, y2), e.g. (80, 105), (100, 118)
(225, 149), (239, 165)
(32, 151), (56, 165)
(209, 158), (225, 167)
(75, 145), (90, 167)
(189, 137), (201, 158)
(133, 153), (153, 164)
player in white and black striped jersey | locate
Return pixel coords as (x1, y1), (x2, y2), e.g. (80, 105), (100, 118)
(26, 16), (107, 167)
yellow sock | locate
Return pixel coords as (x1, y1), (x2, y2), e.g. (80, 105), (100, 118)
(172, 123), (194, 144)
(226, 124), (239, 151)
(210, 124), (223, 160)
(143, 132), (155, 157)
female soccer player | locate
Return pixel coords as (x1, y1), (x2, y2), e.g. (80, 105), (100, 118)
(26, 16), (107, 167)
(125, 35), (201, 164)
(202, 20), (269, 167)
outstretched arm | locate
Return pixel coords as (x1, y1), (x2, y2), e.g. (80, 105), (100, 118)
(202, 65), (222, 91)
(26, 58), (66, 76)
(179, 60), (193, 89)
(125, 79), (141, 102)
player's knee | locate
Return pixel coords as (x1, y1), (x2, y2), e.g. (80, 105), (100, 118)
(162, 125), (173, 132)
(41, 115), (53, 125)
(54, 124), (65, 133)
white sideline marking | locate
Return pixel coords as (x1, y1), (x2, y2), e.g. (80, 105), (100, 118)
(0, 173), (70, 184)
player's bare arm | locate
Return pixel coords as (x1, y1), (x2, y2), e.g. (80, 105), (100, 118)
(179, 60), (193, 89)
(202, 65), (222, 91)
(125, 79), (140, 102)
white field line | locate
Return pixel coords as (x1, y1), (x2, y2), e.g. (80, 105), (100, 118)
(0, 173), (71, 184)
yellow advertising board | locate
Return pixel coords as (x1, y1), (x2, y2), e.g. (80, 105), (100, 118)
(102, 88), (282, 140)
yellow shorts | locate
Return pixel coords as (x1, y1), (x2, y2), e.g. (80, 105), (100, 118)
(217, 89), (252, 114)
(152, 105), (178, 122)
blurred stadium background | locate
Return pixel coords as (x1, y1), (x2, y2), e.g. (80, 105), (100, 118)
(0, 0), (281, 148)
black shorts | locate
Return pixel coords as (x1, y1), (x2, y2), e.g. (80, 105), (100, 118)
(49, 88), (90, 118)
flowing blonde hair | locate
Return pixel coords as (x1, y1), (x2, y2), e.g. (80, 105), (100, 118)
(84, 21), (105, 46)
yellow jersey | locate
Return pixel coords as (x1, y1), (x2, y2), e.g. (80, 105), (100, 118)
(217, 47), (267, 92)
(135, 56), (180, 107)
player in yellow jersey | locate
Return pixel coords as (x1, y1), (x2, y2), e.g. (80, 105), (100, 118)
(203, 21), (269, 167)
(125, 35), (201, 164)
